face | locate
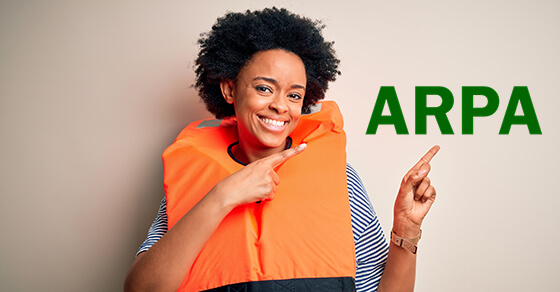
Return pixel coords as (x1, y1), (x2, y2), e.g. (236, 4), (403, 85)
(221, 49), (307, 155)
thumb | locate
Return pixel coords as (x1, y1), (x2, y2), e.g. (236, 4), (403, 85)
(401, 163), (431, 195)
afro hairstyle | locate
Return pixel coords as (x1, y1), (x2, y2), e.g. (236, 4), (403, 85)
(194, 7), (341, 119)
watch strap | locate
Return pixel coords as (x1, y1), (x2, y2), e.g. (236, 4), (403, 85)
(391, 229), (422, 254)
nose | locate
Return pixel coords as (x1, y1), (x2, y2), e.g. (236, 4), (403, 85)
(269, 94), (288, 113)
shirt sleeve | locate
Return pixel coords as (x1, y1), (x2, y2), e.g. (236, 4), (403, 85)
(136, 196), (168, 256)
(347, 163), (389, 292)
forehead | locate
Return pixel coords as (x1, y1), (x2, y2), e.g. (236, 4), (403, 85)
(238, 49), (307, 83)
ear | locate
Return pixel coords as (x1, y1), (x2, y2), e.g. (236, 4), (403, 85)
(220, 79), (235, 104)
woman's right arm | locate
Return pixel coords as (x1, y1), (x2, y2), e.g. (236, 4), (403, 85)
(124, 185), (236, 292)
(123, 144), (306, 292)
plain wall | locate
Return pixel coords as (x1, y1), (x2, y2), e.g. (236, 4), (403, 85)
(1, 0), (559, 291)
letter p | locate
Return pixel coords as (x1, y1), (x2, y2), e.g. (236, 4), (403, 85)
(462, 86), (500, 135)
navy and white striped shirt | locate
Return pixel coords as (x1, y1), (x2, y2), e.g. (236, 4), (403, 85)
(137, 163), (389, 291)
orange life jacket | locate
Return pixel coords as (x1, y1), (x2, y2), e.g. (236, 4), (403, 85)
(163, 101), (356, 291)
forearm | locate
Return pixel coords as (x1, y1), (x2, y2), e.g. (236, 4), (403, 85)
(377, 239), (417, 292)
(124, 190), (232, 292)
(377, 221), (420, 292)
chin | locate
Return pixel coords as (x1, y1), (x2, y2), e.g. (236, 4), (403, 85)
(258, 135), (289, 149)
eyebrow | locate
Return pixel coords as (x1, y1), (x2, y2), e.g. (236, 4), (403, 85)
(253, 77), (306, 90)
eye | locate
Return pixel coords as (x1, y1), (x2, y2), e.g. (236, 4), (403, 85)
(288, 93), (303, 100)
(255, 85), (272, 94)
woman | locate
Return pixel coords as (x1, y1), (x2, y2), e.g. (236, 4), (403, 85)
(125, 8), (439, 292)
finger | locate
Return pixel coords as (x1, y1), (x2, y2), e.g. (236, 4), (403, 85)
(404, 157), (431, 183)
(257, 183), (277, 204)
(414, 185), (437, 217)
(264, 183), (277, 201)
(411, 145), (440, 171)
(421, 185), (436, 204)
(414, 177), (431, 201)
(266, 143), (307, 168)
(404, 145), (439, 181)
(402, 163), (431, 195)
(270, 183), (277, 196)
(270, 169), (280, 185)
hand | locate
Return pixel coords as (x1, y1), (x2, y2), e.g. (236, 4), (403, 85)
(211, 144), (307, 209)
(393, 145), (440, 238)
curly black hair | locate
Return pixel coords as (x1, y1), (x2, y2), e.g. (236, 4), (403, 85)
(195, 7), (341, 119)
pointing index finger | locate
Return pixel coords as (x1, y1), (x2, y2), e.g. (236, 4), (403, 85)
(269, 143), (307, 168)
(413, 145), (440, 169)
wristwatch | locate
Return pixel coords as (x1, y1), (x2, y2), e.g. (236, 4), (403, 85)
(390, 229), (422, 254)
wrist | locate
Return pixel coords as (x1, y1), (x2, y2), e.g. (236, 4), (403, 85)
(392, 217), (421, 239)
(206, 185), (236, 214)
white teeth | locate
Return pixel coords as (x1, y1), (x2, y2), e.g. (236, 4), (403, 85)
(261, 117), (286, 127)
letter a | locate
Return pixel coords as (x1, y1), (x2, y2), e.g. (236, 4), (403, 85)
(499, 86), (542, 134)
(366, 86), (409, 134)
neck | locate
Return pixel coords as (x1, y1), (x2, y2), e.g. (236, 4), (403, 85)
(234, 139), (287, 165)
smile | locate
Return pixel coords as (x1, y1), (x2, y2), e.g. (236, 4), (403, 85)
(258, 115), (288, 128)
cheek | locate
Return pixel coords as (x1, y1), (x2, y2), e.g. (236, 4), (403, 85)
(288, 106), (302, 131)
(235, 93), (268, 112)
(290, 103), (303, 119)
(232, 98), (255, 117)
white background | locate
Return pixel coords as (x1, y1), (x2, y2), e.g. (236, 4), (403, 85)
(1, 1), (559, 291)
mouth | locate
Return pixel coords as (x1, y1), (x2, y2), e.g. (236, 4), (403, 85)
(258, 115), (288, 130)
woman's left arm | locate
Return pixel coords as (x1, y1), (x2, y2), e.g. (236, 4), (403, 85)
(377, 145), (440, 292)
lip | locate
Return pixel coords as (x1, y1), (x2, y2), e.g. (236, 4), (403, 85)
(257, 114), (289, 132)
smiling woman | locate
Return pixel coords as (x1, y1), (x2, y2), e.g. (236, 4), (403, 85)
(124, 7), (438, 292)
(221, 49), (307, 163)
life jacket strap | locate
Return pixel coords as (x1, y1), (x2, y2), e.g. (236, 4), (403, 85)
(203, 277), (356, 292)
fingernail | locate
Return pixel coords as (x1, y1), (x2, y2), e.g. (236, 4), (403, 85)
(296, 143), (307, 151)
(418, 169), (427, 176)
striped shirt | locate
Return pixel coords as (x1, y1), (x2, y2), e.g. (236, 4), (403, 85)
(137, 163), (389, 291)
